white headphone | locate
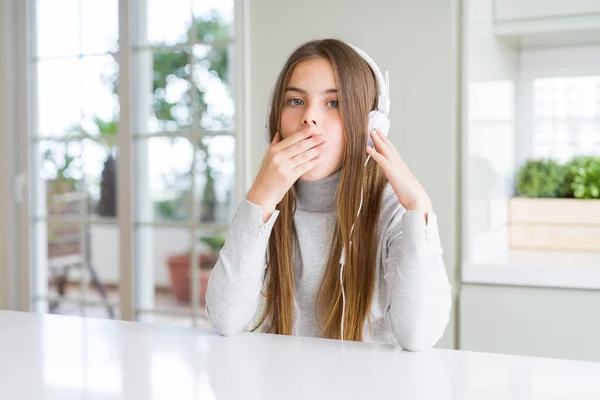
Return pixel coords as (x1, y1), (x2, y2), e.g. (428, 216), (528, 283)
(339, 44), (391, 341)
(347, 44), (391, 148)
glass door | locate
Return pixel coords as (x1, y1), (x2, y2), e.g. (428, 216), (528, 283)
(25, 0), (238, 328)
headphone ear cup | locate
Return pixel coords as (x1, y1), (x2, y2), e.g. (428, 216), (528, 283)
(367, 110), (390, 148)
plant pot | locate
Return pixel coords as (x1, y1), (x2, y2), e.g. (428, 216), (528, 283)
(509, 197), (600, 251)
(166, 253), (218, 305)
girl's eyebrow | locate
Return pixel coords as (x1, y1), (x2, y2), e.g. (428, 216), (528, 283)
(285, 87), (338, 95)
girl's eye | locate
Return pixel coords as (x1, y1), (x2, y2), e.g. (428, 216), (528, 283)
(328, 100), (339, 108)
(288, 98), (304, 107)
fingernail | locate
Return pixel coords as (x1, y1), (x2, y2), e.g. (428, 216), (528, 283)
(378, 130), (385, 137)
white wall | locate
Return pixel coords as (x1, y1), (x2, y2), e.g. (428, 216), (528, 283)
(90, 226), (190, 287)
(249, 0), (460, 349)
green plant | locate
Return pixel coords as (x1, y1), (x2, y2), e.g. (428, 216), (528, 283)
(516, 159), (566, 198)
(564, 156), (600, 199)
(199, 232), (226, 253)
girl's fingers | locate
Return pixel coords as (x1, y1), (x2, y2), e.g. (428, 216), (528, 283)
(292, 152), (322, 178)
(366, 145), (392, 169)
(282, 134), (326, 159)
(271, 132), (281, 146)
(372, 129), (402, 161)
(274, 128), (316, 152)
(370, 129), (393, 158)
(288, 144), (323, 169)
(379, 129), (401, 159)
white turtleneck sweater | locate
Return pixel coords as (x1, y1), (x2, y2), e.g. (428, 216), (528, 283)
(205, 170), (452, 350)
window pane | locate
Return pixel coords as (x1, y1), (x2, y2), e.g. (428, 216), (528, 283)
(43, 219), (82, 313)
(192, 0), (234, 42)
(146, 0), (192, 46)
(36, 0), (80, 58)
(533, 76), (600, 162)
(136, 226), (192, 312)
(38, 55), (117, 137)
(195, 135), (235, 224)
(81, 0), (119, 54)
(37, 139), (116, 219)
(87, 224), (120, 318)
(37, 58), (82, 136)
(35, 220), (119, 320)
(137, 226), (222, 329)
(36, 0), (118, 57)
(81, 55), (120, 127)
(136, 137), (194, 222)
(193, 44), (234, 131)
(145, 49), (193, 133)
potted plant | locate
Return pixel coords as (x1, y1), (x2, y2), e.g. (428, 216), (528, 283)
(91, 117), (118, 217)
(510, 156), (600, 251)
(166, 232), (226, 305)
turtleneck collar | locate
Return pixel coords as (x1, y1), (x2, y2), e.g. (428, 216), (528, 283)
(295, 169), (341, 212)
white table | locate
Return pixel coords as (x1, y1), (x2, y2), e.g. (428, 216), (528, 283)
(1, 310), (600, 399)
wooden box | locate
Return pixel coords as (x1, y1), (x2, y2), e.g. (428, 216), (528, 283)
(509, 198), (600, 252)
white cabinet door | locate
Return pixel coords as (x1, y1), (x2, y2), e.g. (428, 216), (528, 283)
(460, 283), (600, 362)
(495, 0), (600, 21)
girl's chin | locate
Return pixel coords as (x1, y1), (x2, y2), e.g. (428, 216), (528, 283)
(298, 165), (337, 182)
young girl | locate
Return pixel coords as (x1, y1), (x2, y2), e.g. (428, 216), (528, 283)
(206, 38), (452, 350)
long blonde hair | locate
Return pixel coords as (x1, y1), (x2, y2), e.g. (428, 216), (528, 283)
(255, 39), (388, 341)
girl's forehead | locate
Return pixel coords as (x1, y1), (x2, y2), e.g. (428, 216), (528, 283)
(288, 58), (337, 91)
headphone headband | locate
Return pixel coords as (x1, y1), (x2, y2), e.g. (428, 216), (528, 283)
(347, 44), (390, 117)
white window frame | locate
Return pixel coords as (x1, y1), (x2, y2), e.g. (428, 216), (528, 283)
(0, 0), (31, 311)
(1, 0), (252, 319)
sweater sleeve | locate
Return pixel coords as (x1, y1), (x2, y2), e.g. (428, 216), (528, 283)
(205, 198), (279, 336)
(382, 209), (452, 351)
